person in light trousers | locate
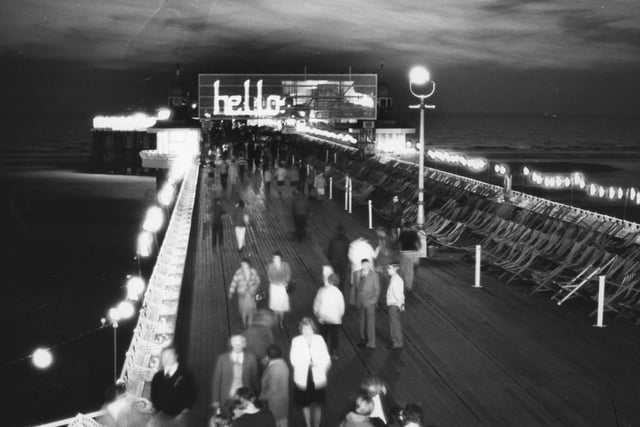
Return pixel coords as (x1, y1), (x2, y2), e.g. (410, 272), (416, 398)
(386, 262), (405, 349)
(313, 270), (345, 359)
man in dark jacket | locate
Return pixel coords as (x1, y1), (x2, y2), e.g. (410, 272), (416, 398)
(327, 225), (350, 291)
(150, 346), (197, 426)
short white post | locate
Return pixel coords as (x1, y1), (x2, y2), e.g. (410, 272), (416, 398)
(348, 178), (353, 214)
(329, 177), (333, 200)
(307, 164), (310, 175)
(344, 176), (349, 210)
(594, 275), (606, 328)
(326, 150), (329, 162)
(473, 245), (482, 288)
(368, 200), (373, 229)
(292, 154), (295, 165)
(334, 152), (337, 163)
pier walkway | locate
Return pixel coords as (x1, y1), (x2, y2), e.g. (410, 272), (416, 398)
(175, 166), (640, 427)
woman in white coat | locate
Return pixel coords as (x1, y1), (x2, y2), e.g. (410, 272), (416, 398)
(290, 317), (331, 427)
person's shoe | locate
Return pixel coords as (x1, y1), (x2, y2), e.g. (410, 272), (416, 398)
(356, 342), (366, 348)
(392, 345), (404, 350)
(366, 345), (376, 349)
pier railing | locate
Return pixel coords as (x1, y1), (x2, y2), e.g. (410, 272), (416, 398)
(36, 162), (199, 427)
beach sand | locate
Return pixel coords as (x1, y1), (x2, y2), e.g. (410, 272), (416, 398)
(1, 168), (155, 426)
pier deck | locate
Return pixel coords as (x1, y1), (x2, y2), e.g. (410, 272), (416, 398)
(175, 166), (640, 427)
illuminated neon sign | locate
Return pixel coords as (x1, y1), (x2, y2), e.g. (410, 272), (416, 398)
(212, 79), (286, 116)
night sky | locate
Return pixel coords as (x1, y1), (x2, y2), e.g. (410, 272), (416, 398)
(1, 0), (640, 115)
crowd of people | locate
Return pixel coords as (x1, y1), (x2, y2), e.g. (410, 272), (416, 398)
(105, 128), (429, 427)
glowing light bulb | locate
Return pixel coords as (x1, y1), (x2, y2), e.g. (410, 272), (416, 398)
(137, 231), (154, 257)
(409, 66), (430, 85)
(598, 186), (605, 198)
(32, 348), (53, 369)
(143, 206), (164, 233)
(617, 187), (624, 199)
(523, 167), (530, 176)
(126, 276), (145, 300)
(108, 307), (121, 323)
(117, 301), (136, 320)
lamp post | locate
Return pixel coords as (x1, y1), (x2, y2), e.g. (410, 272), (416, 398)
(409, 66), (436, 241)
(409, 66), (436, 231)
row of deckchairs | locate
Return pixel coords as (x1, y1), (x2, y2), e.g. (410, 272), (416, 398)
(309, 147), (640, 324)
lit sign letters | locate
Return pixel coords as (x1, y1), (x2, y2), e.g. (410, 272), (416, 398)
(212, 79), (286, 116)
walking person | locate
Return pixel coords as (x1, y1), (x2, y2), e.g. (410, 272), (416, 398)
(229, 258), (261, 328)
(267, 252), (291, 329)
(290, 318), (332, 427)
(313, 170), (326, 199)
(228, 159), (239, 193)
(289, 161), (300, 190)
(211, 198), (226, 251)
(260, 344), (290, 427)
(237, 152), (248, 181)
(150, 346), (197, 427)
(348, 237), (376, 299)
(386, 262), (405, 349)
(389, 196), (403, 240)
(398, 221), (421, 294)
(211, 335), (261, 417)
(351, 259), (380, 349)
(313, 272), (345, 359)
(338, 395), (380, 427)
(263, 168), (273, 196)
(233, 200), (250, 253)
(275, 162), (288, 196)
(220, 158), (230, 191)
(327, 225), (351, 292)
(360, 377), (400, 426)
(292, 190), (310, 242)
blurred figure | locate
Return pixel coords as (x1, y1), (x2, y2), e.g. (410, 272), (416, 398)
(374, 228), (393, 291)
(289, 161), (300, 190)
(291, 190), (310, 242)
(263, 168), (273, 196)
(352, 259), (380, 349)
(101, 381), (147, 427)
(220, 158), (230, 191)
(212, 335), (260, 416)
(290, 318), (332, 427)
(339, 395), (380, 427)
(313, 272), (345, 359)
(233, 200), (250, 253)
(260, 344), (290, 427)
(398, 222), (421, 294)
(389, 196), (403, 240)
(386, 262), (405, 349)
(244, 309), (275, 362)
(268, 252), (292, 328)
(150, 346), (197, 427)
(275, 162), (288, 196)
(228, 159), (239, 192)
(237, 152), (248, 180)
(361, 377), (400, 426)
(327, 225), (351, 292)
(230, 387), (276, 427)
(210, 198), (226, 250)
(313, 169), (326, 199)
(229, 258), (261, 328)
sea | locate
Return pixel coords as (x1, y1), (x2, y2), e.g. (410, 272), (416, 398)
(1, 111), (639, 425)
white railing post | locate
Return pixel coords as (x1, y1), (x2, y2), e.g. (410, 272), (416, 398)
(329, 177), (333, 200)
(594, 275), (606, 328)
(344, 175), (349, 210)
(348, 177), (353, 214)
(368, 200), (373, 229)
(473, 245), (482, 288)
(334, 152), (337, 163)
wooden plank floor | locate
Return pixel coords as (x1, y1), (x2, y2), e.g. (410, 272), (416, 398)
(176, 166), (640, 427)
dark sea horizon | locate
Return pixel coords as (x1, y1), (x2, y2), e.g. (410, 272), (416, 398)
(1, 111), (639, 425)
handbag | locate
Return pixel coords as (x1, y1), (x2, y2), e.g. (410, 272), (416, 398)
(286, 281), (296, 294)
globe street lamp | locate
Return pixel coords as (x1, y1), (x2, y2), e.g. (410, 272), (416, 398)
(409, 66), (436, 231)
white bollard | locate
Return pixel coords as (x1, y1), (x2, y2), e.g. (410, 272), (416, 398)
(326, 150), (329, 162)
(473, 245), (482, 288)
(329, 177), (333, 200)
(594, 275), (606, 328)
(368, 200), (373, 229)
(334, 152), (337, 163)
(307, 164), (310, 175)
(348, 178), (353, 214)
(344, 176), (349, 210)
(292, 154), (295, 165)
